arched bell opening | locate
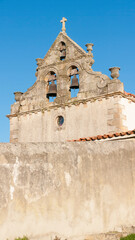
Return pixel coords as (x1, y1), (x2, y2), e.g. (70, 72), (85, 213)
(59, 41), (66, 61)
(69, 66), (79, 98)
(46, 71), (57, 102)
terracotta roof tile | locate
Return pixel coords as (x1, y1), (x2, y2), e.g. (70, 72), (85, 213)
(68, 129), (135, 142)
(121, 132), (127, 136)
(86, 137), (92, 141)
(102, 134), (108, 139)
(97, 135), (102, 140)
(114, 133), (121, 137)
(124, 91), (135, 98)
(108, 133), (114, 138)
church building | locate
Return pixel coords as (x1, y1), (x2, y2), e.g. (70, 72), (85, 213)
(1, 18), (135, 240)
(7, 17), (135, 142)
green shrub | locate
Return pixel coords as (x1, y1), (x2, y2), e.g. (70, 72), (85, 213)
(120, 234), (135, 240)
(15, 237), (29, 240)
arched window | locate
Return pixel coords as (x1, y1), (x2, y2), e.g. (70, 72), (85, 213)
(59, 41), (66, 61)
(69, 66), (79, 98)
(47, 71), (57, 102)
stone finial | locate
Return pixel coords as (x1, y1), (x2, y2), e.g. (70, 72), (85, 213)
(60, 17), (67, 32)
(14, 92), (23, 101)
(36, 58), (44, 67)
(109, 67), (120, 79)
(85, 43), (94, 54)
(85, 43), (94, 68)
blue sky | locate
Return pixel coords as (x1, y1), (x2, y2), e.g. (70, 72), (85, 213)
(0, 0), (135, 142)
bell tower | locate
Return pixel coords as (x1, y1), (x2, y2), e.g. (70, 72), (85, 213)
(7, 18), (135, 143)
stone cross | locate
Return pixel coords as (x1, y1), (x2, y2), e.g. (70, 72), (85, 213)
(60, 17), (67, 32)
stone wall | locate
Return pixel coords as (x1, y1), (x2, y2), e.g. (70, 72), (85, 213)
(10, 95), (132, 143)
(0, 138), (135, 240)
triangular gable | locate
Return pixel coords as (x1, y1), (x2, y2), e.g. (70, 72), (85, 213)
(62, 32), (86, 55)
(37, 32), (87, 67)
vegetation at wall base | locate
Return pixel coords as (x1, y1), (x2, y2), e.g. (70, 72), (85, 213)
(14, 237), (29, 240)
(121, 234), (135, 240)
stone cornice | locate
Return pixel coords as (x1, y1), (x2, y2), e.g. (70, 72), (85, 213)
(6, 92), (135, 119)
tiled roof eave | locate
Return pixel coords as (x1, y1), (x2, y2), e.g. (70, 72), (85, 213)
(124, 91), (135, 98)
(68, 130), (135, 142)
(93, 134), (135, 142)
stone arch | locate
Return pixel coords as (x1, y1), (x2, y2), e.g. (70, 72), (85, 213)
(66, 62), (82, 77)
(40, 67), (59, 82)
(39, 68), (58, 102)
(66, 63), (81, 98)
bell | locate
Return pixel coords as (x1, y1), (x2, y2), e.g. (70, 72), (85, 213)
(60, 45), (66, 51)
(48, 74), (56, 81)
(60, 49), (66, 59)
(47, 81), (57, 97)
(70, 75), (79, 89)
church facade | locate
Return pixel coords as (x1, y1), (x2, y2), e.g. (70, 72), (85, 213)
(7, 18), (135, 143)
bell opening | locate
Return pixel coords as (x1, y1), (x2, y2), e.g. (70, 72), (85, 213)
(60, 56), (66, 61)
(60, 41), (66, 61)
(47, 80), (57, 102)
(70, 74), (79, 98)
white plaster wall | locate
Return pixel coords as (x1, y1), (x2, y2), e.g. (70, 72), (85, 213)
(119, 98), (135, 130)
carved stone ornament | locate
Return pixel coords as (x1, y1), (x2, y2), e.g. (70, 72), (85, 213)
(36, 58), (44, 67)
(35, 71), (38, 77)
(97, 78), (107, 89)
(109, 67), (120, 79)
(14, 92), (23, 101)
(85, 43), (94, 66)
(60, 17), (67, 33)
(82, 56), (94, 72)
(85, 43), (94, 55)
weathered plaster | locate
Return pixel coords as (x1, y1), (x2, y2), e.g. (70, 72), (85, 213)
(0, 139), (135, 240)
(119, 97), (135, 130)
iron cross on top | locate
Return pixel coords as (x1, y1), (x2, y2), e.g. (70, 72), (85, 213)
(60, 17), (67, 32)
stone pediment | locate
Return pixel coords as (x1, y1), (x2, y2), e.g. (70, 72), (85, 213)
(36, 32), (87, 69)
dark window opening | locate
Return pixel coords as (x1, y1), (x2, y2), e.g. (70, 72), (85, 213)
(57, 116), (64, 126)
